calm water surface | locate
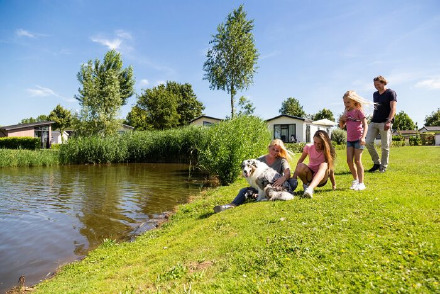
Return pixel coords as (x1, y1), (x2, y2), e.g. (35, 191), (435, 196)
(0, 163), (206, 293)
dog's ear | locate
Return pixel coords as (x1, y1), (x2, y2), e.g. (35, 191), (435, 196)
(252, 160), (258, 168)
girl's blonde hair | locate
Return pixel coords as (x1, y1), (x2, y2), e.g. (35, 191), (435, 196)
(313, 130), (335, 171)
(269, 139), (293, 160)
(343, 90), (375, 112)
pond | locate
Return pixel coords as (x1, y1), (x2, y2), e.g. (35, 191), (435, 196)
(0, 163), (207, 293)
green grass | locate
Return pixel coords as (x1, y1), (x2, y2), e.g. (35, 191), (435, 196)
(34, 146), (440, 293)
(0, 148), (59, 167)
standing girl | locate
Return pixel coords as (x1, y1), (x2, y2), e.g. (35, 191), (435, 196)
(339, 90), (371, 190)
(291, 130), (336, 198)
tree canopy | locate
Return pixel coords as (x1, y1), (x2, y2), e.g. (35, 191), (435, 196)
(279, 97), (306, 118)
(74, 50), (135, 136)
(312, 108), (335, 121)
(203, 4), (258, 118)
(393, 111), (416, 130)
(126, 81), (204, 130)
(20, 115), (48, 124)
(425, 108), (440, 126)
(48, 104), (73, 143)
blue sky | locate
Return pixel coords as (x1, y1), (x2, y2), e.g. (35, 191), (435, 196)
(0, 0), (439, 127)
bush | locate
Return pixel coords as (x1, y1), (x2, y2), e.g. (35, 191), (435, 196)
(392, 134), (404, 141)
(409, 134), (421, 146)
(331, 129), (347, 145)
(0, 137), (40, 150)
(197, 116), (271, 185)
(420, 132), (435, 145)
(285, 142), (306, 154)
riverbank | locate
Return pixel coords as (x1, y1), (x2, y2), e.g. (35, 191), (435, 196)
(26, 147), (440, 293)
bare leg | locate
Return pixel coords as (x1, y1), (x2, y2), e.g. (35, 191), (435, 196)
(347, 146), (357, 181)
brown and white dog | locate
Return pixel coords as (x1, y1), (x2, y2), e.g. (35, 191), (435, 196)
(241, 159), (294, 201)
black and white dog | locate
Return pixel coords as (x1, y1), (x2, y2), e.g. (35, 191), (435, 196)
(241, 159), (294, 201)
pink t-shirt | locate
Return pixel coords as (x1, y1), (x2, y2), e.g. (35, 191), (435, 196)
(304, 143), (325, 173)
(345, 108), (366, 141)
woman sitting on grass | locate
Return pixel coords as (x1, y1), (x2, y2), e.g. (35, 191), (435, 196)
(290, 130), (336, 198)
(214, 139), (293, 213)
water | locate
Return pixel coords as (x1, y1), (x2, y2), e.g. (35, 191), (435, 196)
(0, 163), (206, 293)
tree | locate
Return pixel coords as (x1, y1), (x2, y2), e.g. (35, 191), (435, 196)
(203, 5), (258, 119)
(279, 97), (306, 118)
(74, 50), (135, 136)
(48, 104), (73, 143)
(20, 115), (48, 124)
(312, 108), (334, 121)
(393, 111), (416, 130)
(425, 108), (440, 126)
(125, 106), (150, 131)
(237, 96), (255, 116)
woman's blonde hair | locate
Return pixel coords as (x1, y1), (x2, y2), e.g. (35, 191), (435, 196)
(313, 130), (335, 171)
(269, 139), (293, 160)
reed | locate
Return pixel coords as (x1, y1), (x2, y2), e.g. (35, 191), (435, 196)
(0, 149), (59, 167)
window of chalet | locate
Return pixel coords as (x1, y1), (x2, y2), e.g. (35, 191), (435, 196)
(274, 124), (296, 143)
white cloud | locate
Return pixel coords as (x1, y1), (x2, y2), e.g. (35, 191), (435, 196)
(139, 79), (149, 86)
(27, 85), (56, 97)
(415, 77), (440, 90)
(16, 29), (35, 38)
(116, 29), (132, 40)
(90, 36), (122, 50)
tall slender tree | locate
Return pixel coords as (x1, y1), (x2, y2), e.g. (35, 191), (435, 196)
(203, 5), (258, 118)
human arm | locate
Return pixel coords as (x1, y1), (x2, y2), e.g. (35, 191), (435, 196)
(384, 100), (397, 131)
(273, 167), (291, 187)
(329, 169), (336, 190)
(339, 112), (347, 129)
(360, 117), (368, 145)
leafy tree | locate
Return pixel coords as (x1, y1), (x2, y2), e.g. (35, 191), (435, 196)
(203, 4), (258, 118)
(425, 108), (440, 126)
(237, 96), (255, 116)
(127, 81), (204, 130)
(48, 104), (73, 143)
(74, 50), (134, 136)
(312, 108), (334, 121)
(279, 97), (306, 118)
(331, 128), (347, 145)
(393, 111), (416, 130)
(20, 115), (48, 124)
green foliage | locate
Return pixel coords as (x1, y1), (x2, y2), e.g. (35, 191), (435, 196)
(409, 134), (422, 146)
(285, 142), (306, 154)
(0, 137), (40, 149)
(198, 116), (270, 185)
(0, 149), (59, 167)
(203, 4), (259, 118)
(394, 111), (416, 130)
(425, 108), (440, 126)
(48, 104), (73, 143)
(312, 108), (334, 121)
(236, 96), (255, 116)
(392, 134), (404, 141)
(279, 97), (306, 118)
(75, 50), (134, 137)
(420, 132), (435, 145)
(20, 114), (49, 124)
(128, 82), (204, 130)
(331, 128), (347, 145)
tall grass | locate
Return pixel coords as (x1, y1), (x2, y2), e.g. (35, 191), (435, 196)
(0, 149), (59, 167)
(198, 116), (271, 185)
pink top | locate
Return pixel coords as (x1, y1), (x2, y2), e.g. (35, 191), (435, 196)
(304, 143), (325, 173)
(345, 108), (366, 141)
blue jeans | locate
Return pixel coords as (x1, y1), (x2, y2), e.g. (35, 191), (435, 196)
(232, 187), (257, 206)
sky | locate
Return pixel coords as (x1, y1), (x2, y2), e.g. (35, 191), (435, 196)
(0, 0), (439, 128)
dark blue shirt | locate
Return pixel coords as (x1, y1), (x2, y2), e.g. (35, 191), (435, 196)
(371, 88), (397, 123)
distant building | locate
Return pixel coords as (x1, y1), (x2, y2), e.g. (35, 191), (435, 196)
(0, 121), (54, 148)
(189, 115), (223, 126)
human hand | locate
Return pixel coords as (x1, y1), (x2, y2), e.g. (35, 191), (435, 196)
(384, 122), (391, 131)
(273, 178), (284, 187)
(360, 138), (366, 145)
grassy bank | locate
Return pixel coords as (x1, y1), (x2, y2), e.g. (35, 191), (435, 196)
(0, 149), (59, 167)
(32, 146), (440, 293)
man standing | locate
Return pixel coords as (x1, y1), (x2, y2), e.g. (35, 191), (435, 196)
(366, 75), (397, 173)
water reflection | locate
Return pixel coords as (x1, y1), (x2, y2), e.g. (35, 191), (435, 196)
(0, 163), (205, 293)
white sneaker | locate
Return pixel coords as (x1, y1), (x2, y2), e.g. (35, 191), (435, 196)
(303, 187), (313, 198)
(350, 180), (359, 190)
(355, 183), (366, 191)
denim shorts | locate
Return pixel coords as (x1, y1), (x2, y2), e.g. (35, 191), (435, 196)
(347, 140), (365, 150)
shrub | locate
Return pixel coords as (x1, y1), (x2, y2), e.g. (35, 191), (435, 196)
(409, 134), (421, 146)
(331, 129), (346, 145)
(0, 137), (40, 150)
(197, 116), (271, 185)
(420, 132), (435, 145)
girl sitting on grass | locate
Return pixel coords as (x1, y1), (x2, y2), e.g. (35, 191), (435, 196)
(291, 130), (336, 198)
(339, 90), (371, 191)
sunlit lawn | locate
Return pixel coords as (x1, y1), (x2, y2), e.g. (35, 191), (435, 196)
(34, 146), (440, 293)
